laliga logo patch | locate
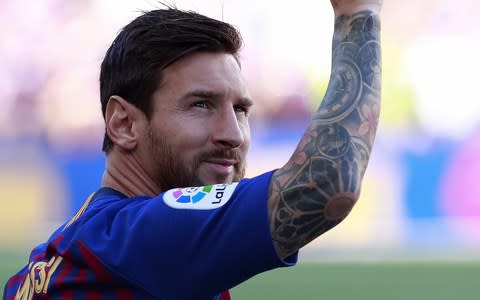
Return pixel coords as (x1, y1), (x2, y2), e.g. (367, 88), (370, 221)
(163, 183), (238, 210)
(173, 186), (212, 204)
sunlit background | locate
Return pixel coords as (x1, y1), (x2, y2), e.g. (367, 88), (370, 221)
(1, 0), (479, 272)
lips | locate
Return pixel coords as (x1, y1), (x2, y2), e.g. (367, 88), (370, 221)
(204, 158), (236, 167)
(202, 158), (236, 178)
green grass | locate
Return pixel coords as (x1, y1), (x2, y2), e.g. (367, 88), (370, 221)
(231, 262), (480, 300)
(2, 251), (479, 299)
(1, 250), (27, 288)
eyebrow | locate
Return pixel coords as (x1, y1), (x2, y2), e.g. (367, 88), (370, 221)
(183, 89), (254, 107)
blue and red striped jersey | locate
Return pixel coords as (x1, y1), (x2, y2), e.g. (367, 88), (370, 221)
(3, 171), (297, 300)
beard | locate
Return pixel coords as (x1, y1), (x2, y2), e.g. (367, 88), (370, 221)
(147, 127), (246, 191)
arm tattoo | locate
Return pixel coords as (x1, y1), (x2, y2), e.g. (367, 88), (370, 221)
(269, 11), (381, 258)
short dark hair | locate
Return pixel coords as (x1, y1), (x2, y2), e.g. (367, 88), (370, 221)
(100, 7), (243, 153)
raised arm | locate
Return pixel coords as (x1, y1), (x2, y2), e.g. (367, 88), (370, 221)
(268, 0), (383, 258)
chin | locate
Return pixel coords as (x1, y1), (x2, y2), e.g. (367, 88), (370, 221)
(198, 175), (235, 186)
(201, 178), (232, 186)
(196, 167), (244, 186)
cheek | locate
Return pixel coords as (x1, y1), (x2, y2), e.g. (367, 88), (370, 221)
(163, 124), (210, 158)
(241, 122), (251, 152)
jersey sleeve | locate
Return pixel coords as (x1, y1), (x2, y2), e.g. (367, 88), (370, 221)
(67, 171), (297, 300)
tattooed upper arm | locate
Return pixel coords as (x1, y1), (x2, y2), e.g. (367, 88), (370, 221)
(268, 11), (381, 259)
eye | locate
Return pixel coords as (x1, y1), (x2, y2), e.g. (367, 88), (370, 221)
(193, 101), (209, 109)
(234, 105), (249, 115)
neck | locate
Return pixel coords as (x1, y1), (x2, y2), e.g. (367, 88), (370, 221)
(101, 150), (161, 197)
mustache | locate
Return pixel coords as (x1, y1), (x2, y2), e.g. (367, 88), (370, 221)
(198, 148), (244, 163)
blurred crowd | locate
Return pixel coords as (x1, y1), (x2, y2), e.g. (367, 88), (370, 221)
(1, 0), (479, 255)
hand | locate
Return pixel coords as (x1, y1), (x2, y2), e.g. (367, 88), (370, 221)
(330, 0), (383, 16)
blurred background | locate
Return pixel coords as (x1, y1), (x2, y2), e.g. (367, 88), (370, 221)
(1, 0), (479, 295)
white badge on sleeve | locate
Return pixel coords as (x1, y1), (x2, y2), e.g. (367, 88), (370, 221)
(163, 182), (239, 210)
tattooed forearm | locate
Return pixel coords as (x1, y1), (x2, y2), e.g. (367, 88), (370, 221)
(269, 11), (381, 258)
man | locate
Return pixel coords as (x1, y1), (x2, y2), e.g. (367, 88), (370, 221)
(3, 0), (383, 299)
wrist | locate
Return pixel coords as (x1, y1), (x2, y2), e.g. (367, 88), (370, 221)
(332, 3), (382, 17)
(332, 10), (381, 48)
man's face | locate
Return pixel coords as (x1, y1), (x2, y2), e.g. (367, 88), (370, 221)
(139, 52), (252, 190)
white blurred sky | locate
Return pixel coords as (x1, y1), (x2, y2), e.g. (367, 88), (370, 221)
(0, 0), (479, 142)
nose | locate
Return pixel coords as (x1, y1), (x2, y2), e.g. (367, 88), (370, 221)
(212, 107), (245, 149)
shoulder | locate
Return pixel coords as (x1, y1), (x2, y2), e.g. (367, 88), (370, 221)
(161, 171), (275, 211)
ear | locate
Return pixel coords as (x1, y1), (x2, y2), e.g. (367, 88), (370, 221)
(105, 96), (144, 151)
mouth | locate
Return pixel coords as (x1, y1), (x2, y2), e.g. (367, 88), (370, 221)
(205, 158), (236, 166)
(203, 159), (236, 176)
